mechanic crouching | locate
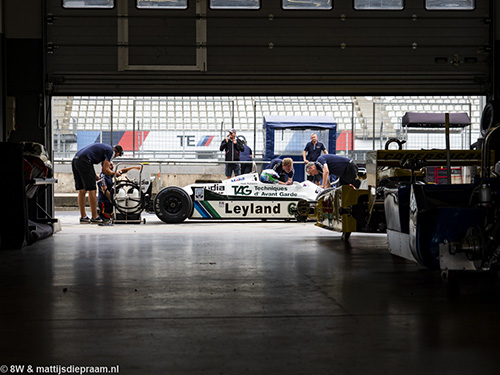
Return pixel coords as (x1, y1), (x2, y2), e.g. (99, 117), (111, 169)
(266, 158), (294, 185)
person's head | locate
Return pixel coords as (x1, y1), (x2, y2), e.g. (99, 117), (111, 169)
(306, 162), (319, 176)
(113, 145), (124, 158)
(282, 158), (293, 173)
(228, 129), (237, 140)
(310, 133), (318, 143)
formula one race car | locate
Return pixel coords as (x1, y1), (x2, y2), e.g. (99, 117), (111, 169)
(315, 111), (500, 276)
(153, 172), (325, 223)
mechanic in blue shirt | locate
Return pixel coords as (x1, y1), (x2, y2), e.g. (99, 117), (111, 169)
(302, 133), (328, 185)
(97, 163), (141, 225)
(97, 172), (114, 223)
(306, 154), (360, 189)
(72, 143), (123, 224)
(238, 136), (253, 175)
(267, 158), (294, 185)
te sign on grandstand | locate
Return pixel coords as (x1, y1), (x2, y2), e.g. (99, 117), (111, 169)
(76, 130), (257, 155)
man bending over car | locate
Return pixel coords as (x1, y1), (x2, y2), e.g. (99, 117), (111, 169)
(306, 154), (360, 189)
(267, 158), (294, 185)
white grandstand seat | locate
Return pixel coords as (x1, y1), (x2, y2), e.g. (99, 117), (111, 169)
(54, 95), (485, 161)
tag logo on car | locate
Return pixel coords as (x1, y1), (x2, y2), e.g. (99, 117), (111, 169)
(232, 186), (252, 196)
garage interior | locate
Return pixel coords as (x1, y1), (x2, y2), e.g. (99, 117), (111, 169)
(2, 1), (500, 374)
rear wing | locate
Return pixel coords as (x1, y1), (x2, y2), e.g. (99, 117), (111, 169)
(365, 149), (491, 187)
(370, 149), (483, 168)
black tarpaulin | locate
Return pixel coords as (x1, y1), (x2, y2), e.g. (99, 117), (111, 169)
(402, 112), (471, 128)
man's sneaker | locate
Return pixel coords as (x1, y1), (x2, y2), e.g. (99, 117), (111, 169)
(80, 216), (91, 224)
(90, 217), (104, 224)
(98, 219), (113, 227)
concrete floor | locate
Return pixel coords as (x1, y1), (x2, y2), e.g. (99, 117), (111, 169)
(2, 212), (500, 375)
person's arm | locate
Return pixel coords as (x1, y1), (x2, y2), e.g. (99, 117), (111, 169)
(302, 150), (308, 163)
(288, 169), (295, 185)
(100, 184), (112, 200)
(279, 170), (293, 185)
(235, 140), (244, 151)
(321, 143), (328, 155)
(220, 139), (228, 151)
(119, 165), (141, 174)
(322, 164), (330, 189)
(98, 178), (112, 200)
(102, 158), (120, 177)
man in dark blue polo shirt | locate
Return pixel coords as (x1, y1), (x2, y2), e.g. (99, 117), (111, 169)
(238, 136), (253, 175)
(303, 133), (327, 185)
(267, 158), (294, 185)
(306, 154), (360, 189)
(72, 143), (123, 223)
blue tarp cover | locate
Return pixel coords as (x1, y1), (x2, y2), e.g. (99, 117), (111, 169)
(263, 115), (337, 161)
(263, 116), (338, 181)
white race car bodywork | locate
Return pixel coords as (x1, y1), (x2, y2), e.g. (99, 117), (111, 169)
(183, 173), (322, 200)
(154, 172), (324, 223)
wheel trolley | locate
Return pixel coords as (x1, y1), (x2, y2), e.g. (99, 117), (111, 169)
(112, 162), (153, 224)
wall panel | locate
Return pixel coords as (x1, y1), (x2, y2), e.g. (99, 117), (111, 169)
(45, 0), (493, 95)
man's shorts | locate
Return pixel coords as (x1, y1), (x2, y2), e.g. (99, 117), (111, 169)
(72, 156), (97, 191)
(339, 161), (361, 188)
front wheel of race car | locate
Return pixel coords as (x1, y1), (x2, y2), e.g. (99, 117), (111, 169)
(154, 186), (193, 223)
(294, 199), (312, 222)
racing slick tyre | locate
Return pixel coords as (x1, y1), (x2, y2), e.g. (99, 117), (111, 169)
(294, 199), (311, 222)
(385, 138), (405, 150)
(480, 101), (499, 137)
(154, 186), (193, 223)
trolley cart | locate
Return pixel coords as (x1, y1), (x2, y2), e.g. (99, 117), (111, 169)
(112, 163), (153, 224)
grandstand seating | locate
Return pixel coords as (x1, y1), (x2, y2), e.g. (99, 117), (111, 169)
(52, 95), (484, 159)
